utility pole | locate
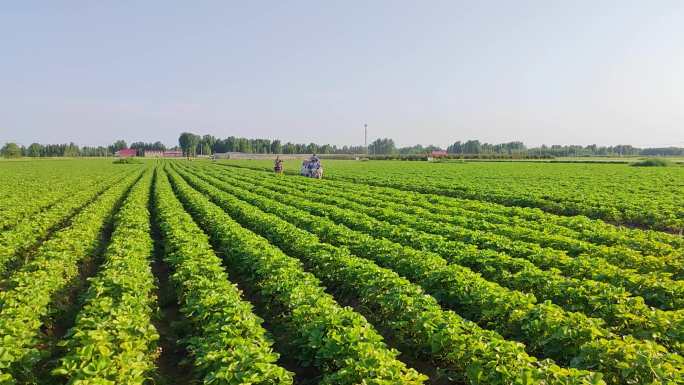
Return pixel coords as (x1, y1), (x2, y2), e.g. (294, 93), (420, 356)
(364, 123), (368, 156)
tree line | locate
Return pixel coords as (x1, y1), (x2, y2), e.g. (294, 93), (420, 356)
(175, 135), (526, 157)
(0, 140), (176, 158)
(2, 133), (683, 158)
(177, 132), (368, 157)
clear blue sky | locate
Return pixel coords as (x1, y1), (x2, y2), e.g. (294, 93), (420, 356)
(1, 1), (683, 148)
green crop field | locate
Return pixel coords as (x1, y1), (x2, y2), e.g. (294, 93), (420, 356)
(222, 159), (684, 233)
(0, 158), (682, 385)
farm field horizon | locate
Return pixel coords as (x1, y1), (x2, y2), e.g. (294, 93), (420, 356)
(220, 158), (684, 233)
(0, 158), (683, 385)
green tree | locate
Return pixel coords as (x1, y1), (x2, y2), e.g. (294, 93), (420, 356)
(27, 143), (42, 157)
(107, 140), (127, 154)
(201, 142), (211, 155)
(202, 134), (216, 153)
(112, 140), (127, 151)
(237, 138), (251, 153)
(369, 138), (397, 155)
(303, 143), (317, 154)
(1, 142), (22, 158)
(179, 132), (200, 157)
(463, 140), (481, 154)
(64, 142), (81, 157)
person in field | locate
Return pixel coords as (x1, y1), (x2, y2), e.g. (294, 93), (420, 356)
(300, 159), (309, 176)
(308, 154), (323, 179)
(299, 154), (323, 178)
(274, 156), (283, 174)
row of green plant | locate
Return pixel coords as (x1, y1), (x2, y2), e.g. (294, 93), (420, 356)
(169, 165), (605, 385)
(0, 167), (63, 230)
(631, 158), (673, 167)
(391, 187), (682, 255)
(177, 164), (682, 385)
(53, 170), (158, 384)
(165, 167), (427, 385)
(384, 178), (684, 252)
(314, 161), (684, 232)
(202, 165), (684, 355)
(308, 190), (684, 309)
(232, 165), (681, 271)
(153, 168), (294, 384)
(342, 197), (682, 277)
(221, 164), (681, 268)
(0, 170), (142, 384)
(0, 161), (129, 232)
(207, 164), (684, 310)
(218, 162), (684, 253)
(0, 170), (133, 276)
(112, 157), (143, 164)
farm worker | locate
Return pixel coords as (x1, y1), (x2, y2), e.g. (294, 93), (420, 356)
(301, 159), (309, 176)
(307, 158), (318, 175)
(274, 156), (283, 174)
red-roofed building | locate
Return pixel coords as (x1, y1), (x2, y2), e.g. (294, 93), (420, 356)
(115, 149), (137, 157)
(431, 150), (448, 158)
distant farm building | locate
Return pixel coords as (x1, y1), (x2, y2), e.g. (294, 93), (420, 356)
(144, 150), (183, 158)
(431, 150), (448, 158)
(144, 150), (163, 157)
(212, 152), (313, 160)
(115, 149), (137, 157)
(163, 150), (183, 157)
